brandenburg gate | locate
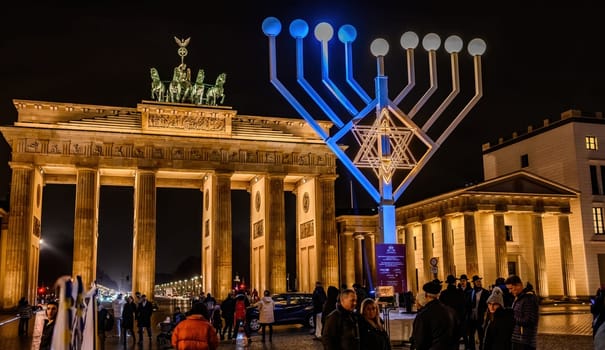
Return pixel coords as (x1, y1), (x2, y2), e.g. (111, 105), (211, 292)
(0, 98), (340, 308)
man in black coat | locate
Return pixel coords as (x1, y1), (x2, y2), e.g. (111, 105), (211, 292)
(439, 275), (466, 343)
(466, 275), (489, 350)
(411, 280), (459, 350)
(136, 294), (154, 343)
(221, 291), (236, 340)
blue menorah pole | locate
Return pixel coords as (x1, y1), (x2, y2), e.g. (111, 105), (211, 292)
(373, 39), (397, 244)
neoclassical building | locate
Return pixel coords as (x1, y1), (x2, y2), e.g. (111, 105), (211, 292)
(0, 99), (340, 309)
(339, 109), (605, 299)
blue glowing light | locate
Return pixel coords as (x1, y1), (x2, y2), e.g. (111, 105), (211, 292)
(262, 17), (282, 36)
(289, 19), (309, 39)
(338, 25), (357, 43)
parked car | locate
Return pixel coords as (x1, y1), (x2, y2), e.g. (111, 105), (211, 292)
(246, 292), (314, 332)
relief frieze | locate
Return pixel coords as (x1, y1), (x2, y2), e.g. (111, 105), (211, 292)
(147, 112), (228, 133)
(153, 148), (164, 159)
(71, 143), (84, 155)
(172, 148), (184, 160)
(253, 219), (264, 239)
(300, 220), (315, 239)
(93, 144), (103, 156)
(16, 137), (334, 170)
(26, 139), (40, 153)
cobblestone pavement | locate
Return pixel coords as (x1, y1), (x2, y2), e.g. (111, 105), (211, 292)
(0, 303), (595, 349)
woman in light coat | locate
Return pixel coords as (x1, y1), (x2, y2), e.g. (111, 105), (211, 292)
(256, 290), (275, 342)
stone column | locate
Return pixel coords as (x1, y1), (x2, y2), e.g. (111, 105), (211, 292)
(463, 212), (479, 277)
(441, 216), (455, 277)
(422, 221), (433, 282)
(267, 175), (286, 293)
(132, 169), (156, 299)
(366, 233), (377, 287)
(404, 224), (417, 293)
(558, 213), (577, 298)
(214, 172), (232, 300)
(1, 163), (34, 308)
(531, 213), (548, 298)
(339, 231), (355, 289)
(72, 168), (99, 288)
(493, 212), (508, 278)
(317, 175), (339, 288)
(354, 233), (364, 285)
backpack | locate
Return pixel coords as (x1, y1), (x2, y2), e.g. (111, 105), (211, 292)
(105, 312), (115, 331)
(234, 299), (246, 321)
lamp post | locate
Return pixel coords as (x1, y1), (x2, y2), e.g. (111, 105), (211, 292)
(262, 18), (485, 243)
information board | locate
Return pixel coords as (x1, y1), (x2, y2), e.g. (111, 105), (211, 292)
(375, 243), (406, 293)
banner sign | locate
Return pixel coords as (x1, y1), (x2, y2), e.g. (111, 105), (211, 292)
(375, 243), (406, 293)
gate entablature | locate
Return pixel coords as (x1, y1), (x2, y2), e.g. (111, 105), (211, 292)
(3, 99), (336, 182)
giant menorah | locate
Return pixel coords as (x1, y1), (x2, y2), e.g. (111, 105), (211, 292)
(262, 17), (485, 244)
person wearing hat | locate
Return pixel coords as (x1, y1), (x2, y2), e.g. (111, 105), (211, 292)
(410, 280), (459, 350)
(440, 275), (466, 344)
(458, 274), (472, 294)
(466, 275), (489, 350)
(482, 287), (514, 350)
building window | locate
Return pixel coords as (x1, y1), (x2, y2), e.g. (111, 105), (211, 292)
(591, 165), (600, 194)
(507, 261), (517, 276)
(593, 207), (605, 235)
(413, 236), (417, 250)
(505, 225), (513, 241)
(586, 136), (598, 150)
(520, 154), (529, 168)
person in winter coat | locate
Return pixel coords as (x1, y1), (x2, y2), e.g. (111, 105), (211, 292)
(482, 287), (514, 350)
(256, 290), (275, 342)
(505, 275), (539, 350)
(221, 292), (236, 340)
(122, 295), (137, 345)
(358, 298), (391, 350)
(322, 288), (360, 350)
(171, 302), (219, 350)
(136, 294), (154, 342)
(17, 296), (33, 337)
(410, 280), (459, 350)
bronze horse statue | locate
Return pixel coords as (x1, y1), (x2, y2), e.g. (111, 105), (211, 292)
(150, 67), (166, 102)
(205, 72), (227, 106)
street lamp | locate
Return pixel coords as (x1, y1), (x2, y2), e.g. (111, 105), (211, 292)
(262, 18), (485, 243)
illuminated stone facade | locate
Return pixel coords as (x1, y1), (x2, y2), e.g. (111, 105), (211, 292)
(0, 99), (338, 308)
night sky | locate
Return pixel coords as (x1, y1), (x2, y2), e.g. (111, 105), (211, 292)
(1, 2), (604, 288)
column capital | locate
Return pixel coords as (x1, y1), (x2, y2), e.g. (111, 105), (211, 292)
(8, 161), (33, 170)
(136, 168), (157, 175)
(353, 232), (365, 240)
(317, 174), (338, 182)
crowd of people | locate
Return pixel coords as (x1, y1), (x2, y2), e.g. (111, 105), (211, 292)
(316, 274), (541, 350)
(16, 271), (605, 350)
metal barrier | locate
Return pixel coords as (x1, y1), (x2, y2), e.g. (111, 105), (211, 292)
(0, 315), (19, 327)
